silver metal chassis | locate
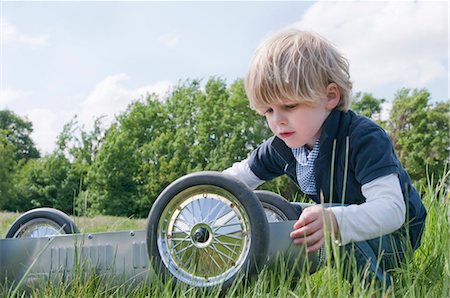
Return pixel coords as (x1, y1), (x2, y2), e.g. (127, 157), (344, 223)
(0, 220), (323, 288)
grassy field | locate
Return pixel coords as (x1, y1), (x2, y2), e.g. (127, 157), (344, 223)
(0, 176), (448, 297)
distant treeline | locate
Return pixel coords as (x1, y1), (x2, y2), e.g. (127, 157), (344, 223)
(0, 78), (448, 217)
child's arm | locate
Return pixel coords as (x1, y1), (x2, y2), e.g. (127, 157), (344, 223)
(290, 174), (405, 251)
(329, 173), (406, 245)
(223, 158), (265, 189)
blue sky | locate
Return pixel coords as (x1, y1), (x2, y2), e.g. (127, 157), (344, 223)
(1, 1), (448, 154)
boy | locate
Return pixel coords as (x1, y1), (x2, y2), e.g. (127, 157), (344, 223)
(224, 29), (426, 289)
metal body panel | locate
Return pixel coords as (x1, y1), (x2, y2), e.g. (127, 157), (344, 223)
(267, 221), (323, 273)
(0, 221), (321, 287)
(0, 230), (153, 287)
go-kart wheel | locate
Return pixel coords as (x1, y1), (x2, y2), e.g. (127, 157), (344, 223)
(146, 171), (269, 289)
(254, 190), (300, 222)
(5, 208), (80, 238)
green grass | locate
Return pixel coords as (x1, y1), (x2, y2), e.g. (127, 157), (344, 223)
(1, 175), (449, 297)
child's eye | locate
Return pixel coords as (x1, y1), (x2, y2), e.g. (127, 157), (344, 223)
(264, 108), (274, 115)
(284, 104), (298, 110)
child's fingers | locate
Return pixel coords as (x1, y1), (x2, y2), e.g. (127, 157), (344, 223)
(292, 228), (323, 246)
(290, 226), (306, 239)
(292, 217), (305, 230)
(306, 237), (325, 253)
(293, 207), (319, 229)
(290, 219), (322, 239)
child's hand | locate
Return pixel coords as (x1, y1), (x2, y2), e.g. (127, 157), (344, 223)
(289, 205), (339, 253)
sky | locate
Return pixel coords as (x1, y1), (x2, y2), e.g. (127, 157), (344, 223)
(1, 1), (448, 154)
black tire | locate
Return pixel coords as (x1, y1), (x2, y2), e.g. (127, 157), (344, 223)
(254, 190), (300, 222)
(5, 207), (80, 238)
(146, 171), (269, 290)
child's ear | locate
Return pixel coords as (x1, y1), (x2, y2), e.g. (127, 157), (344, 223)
(325, 83), (340, 109)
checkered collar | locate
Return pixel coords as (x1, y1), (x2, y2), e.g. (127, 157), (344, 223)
(291, 138), (320, 166)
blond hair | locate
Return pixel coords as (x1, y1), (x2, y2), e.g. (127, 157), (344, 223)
(245, 29), (352, 111)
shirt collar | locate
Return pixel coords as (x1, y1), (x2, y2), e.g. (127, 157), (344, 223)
(292, 138), (320, 166)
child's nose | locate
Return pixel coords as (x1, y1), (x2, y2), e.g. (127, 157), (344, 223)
(273, 111), (287, 125)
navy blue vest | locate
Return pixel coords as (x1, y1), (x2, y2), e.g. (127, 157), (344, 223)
(249, 109), (426, 249)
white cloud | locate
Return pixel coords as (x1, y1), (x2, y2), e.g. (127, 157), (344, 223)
(158, 32), (180, 48)
(25, 108), (58, 154)
(291, 1), (448, 94)
(3, 77), (171, 154)
(1, 19), (49, 47)
(79, 74), (172, 130)
(0, 88), (31, 106)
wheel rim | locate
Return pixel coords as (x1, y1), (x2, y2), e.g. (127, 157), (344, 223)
(261, 202), (289, 222)
(157, 185), (252, 287)
(12, 218), (65, 238)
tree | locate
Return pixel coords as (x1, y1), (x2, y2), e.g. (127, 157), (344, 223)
(87, 95), (168, 216)
(388, 88), (449, 184)
(0, 110), (40, 160)
(351, 92), (385, 121)
(12, 154), (78, 213)
(0, 135), (16, 210)
(7, 115), (106, 214)
(87, 78), (280, 217)
(0, 110), (40, 211)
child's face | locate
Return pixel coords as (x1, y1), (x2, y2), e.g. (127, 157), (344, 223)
(257, 99), (331, 149)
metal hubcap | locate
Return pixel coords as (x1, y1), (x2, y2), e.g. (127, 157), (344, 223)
(261, 203), (289, 222)
(157, 185), (251, 287)
(192, 225), (211, 246)
(13, 218), (64, 238)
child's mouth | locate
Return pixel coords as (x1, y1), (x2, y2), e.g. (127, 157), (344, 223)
(279, 132), (294, 138)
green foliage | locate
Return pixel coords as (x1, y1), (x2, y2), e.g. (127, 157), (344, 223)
(351, 92), (385, 121)
(0, 110), (40, 211)
(55, 116), (106, 215)
(0, 109), (40, 161)
(2, 115), (106, 214)
(12, 154), (79, 213)
(0, 135), (16, 210)
(87, 78), (273, 217)
(388, 88), (449, 184)
(2, 84), (448, 216)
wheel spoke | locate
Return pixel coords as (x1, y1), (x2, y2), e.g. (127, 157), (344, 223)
(207, 202), (228, 226)
(213, 211), (236, 227)
(216, 222), (241, 228)
(213, 238), (241, 254)
(188, 202), (197, 223)
(204, 198), (226, 224)
(213, 222), (242, 234)
(180, 247), (195, 270)
(215, 232), (242, 240)
(208, 247), (227, 270)
(185, 203), (200, 223)
(173, 222), (191, 234)
(205, 246), (224, 272)
(175, 242), (195, 256)
(210, 243), (236, 263)
(208, 247), (227, 271)
(196, 199), (204, 222)
(177, 242), (197, 272)
(172, 234), (192, 249)
(213, 238), (240, 247)
(177, 213), (194, 227)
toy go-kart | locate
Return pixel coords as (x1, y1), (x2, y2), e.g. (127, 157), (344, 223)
(0, 172), (324, 289)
